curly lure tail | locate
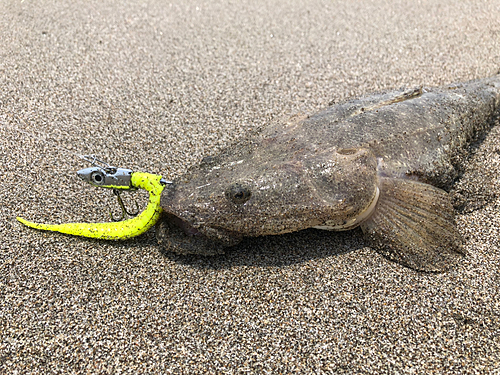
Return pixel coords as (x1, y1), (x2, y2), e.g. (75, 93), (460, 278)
(16, 172), (164, 240)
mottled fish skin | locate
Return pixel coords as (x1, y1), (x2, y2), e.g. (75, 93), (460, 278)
(157, 74), (500, 271)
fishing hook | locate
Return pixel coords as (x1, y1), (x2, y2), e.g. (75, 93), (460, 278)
(82, 155), (112, 170)
(110, 189), (140, 222)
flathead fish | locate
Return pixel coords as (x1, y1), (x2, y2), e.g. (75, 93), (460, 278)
(157, 74), (500, 271)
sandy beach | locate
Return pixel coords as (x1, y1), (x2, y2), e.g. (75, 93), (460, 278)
(1, 0), (500, 373)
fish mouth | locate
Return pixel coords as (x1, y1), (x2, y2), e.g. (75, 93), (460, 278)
(156, 213), (242, 256)
(313, 187), (380, 231)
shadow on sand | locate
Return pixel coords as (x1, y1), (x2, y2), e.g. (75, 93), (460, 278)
(157, 227), (367, 271)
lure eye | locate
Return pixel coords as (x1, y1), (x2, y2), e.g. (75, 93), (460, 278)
(90, 170), (105, 185)
(226, 183), (252, 204)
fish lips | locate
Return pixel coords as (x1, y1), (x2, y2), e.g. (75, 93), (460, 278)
(157, 185), (242, 255)
(156, 213), (242, 256)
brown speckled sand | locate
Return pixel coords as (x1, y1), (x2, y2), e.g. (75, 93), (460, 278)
(1, 1), (500, 373)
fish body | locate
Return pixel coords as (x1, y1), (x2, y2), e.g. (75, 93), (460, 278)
(158, 75), (500, 271)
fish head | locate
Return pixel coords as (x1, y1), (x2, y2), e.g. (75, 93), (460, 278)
(158, 140), (378, 255)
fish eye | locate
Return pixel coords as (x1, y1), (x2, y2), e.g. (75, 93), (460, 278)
(90, 170), (105, 185)
(226, 183), (252, 204)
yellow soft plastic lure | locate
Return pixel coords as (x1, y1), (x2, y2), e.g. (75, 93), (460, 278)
(17, 166), (169, 240)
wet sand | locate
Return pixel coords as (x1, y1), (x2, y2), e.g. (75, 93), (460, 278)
(1, 0), (500, 373)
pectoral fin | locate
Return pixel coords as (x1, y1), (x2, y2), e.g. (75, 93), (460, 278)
(360, 177), (464, 272)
